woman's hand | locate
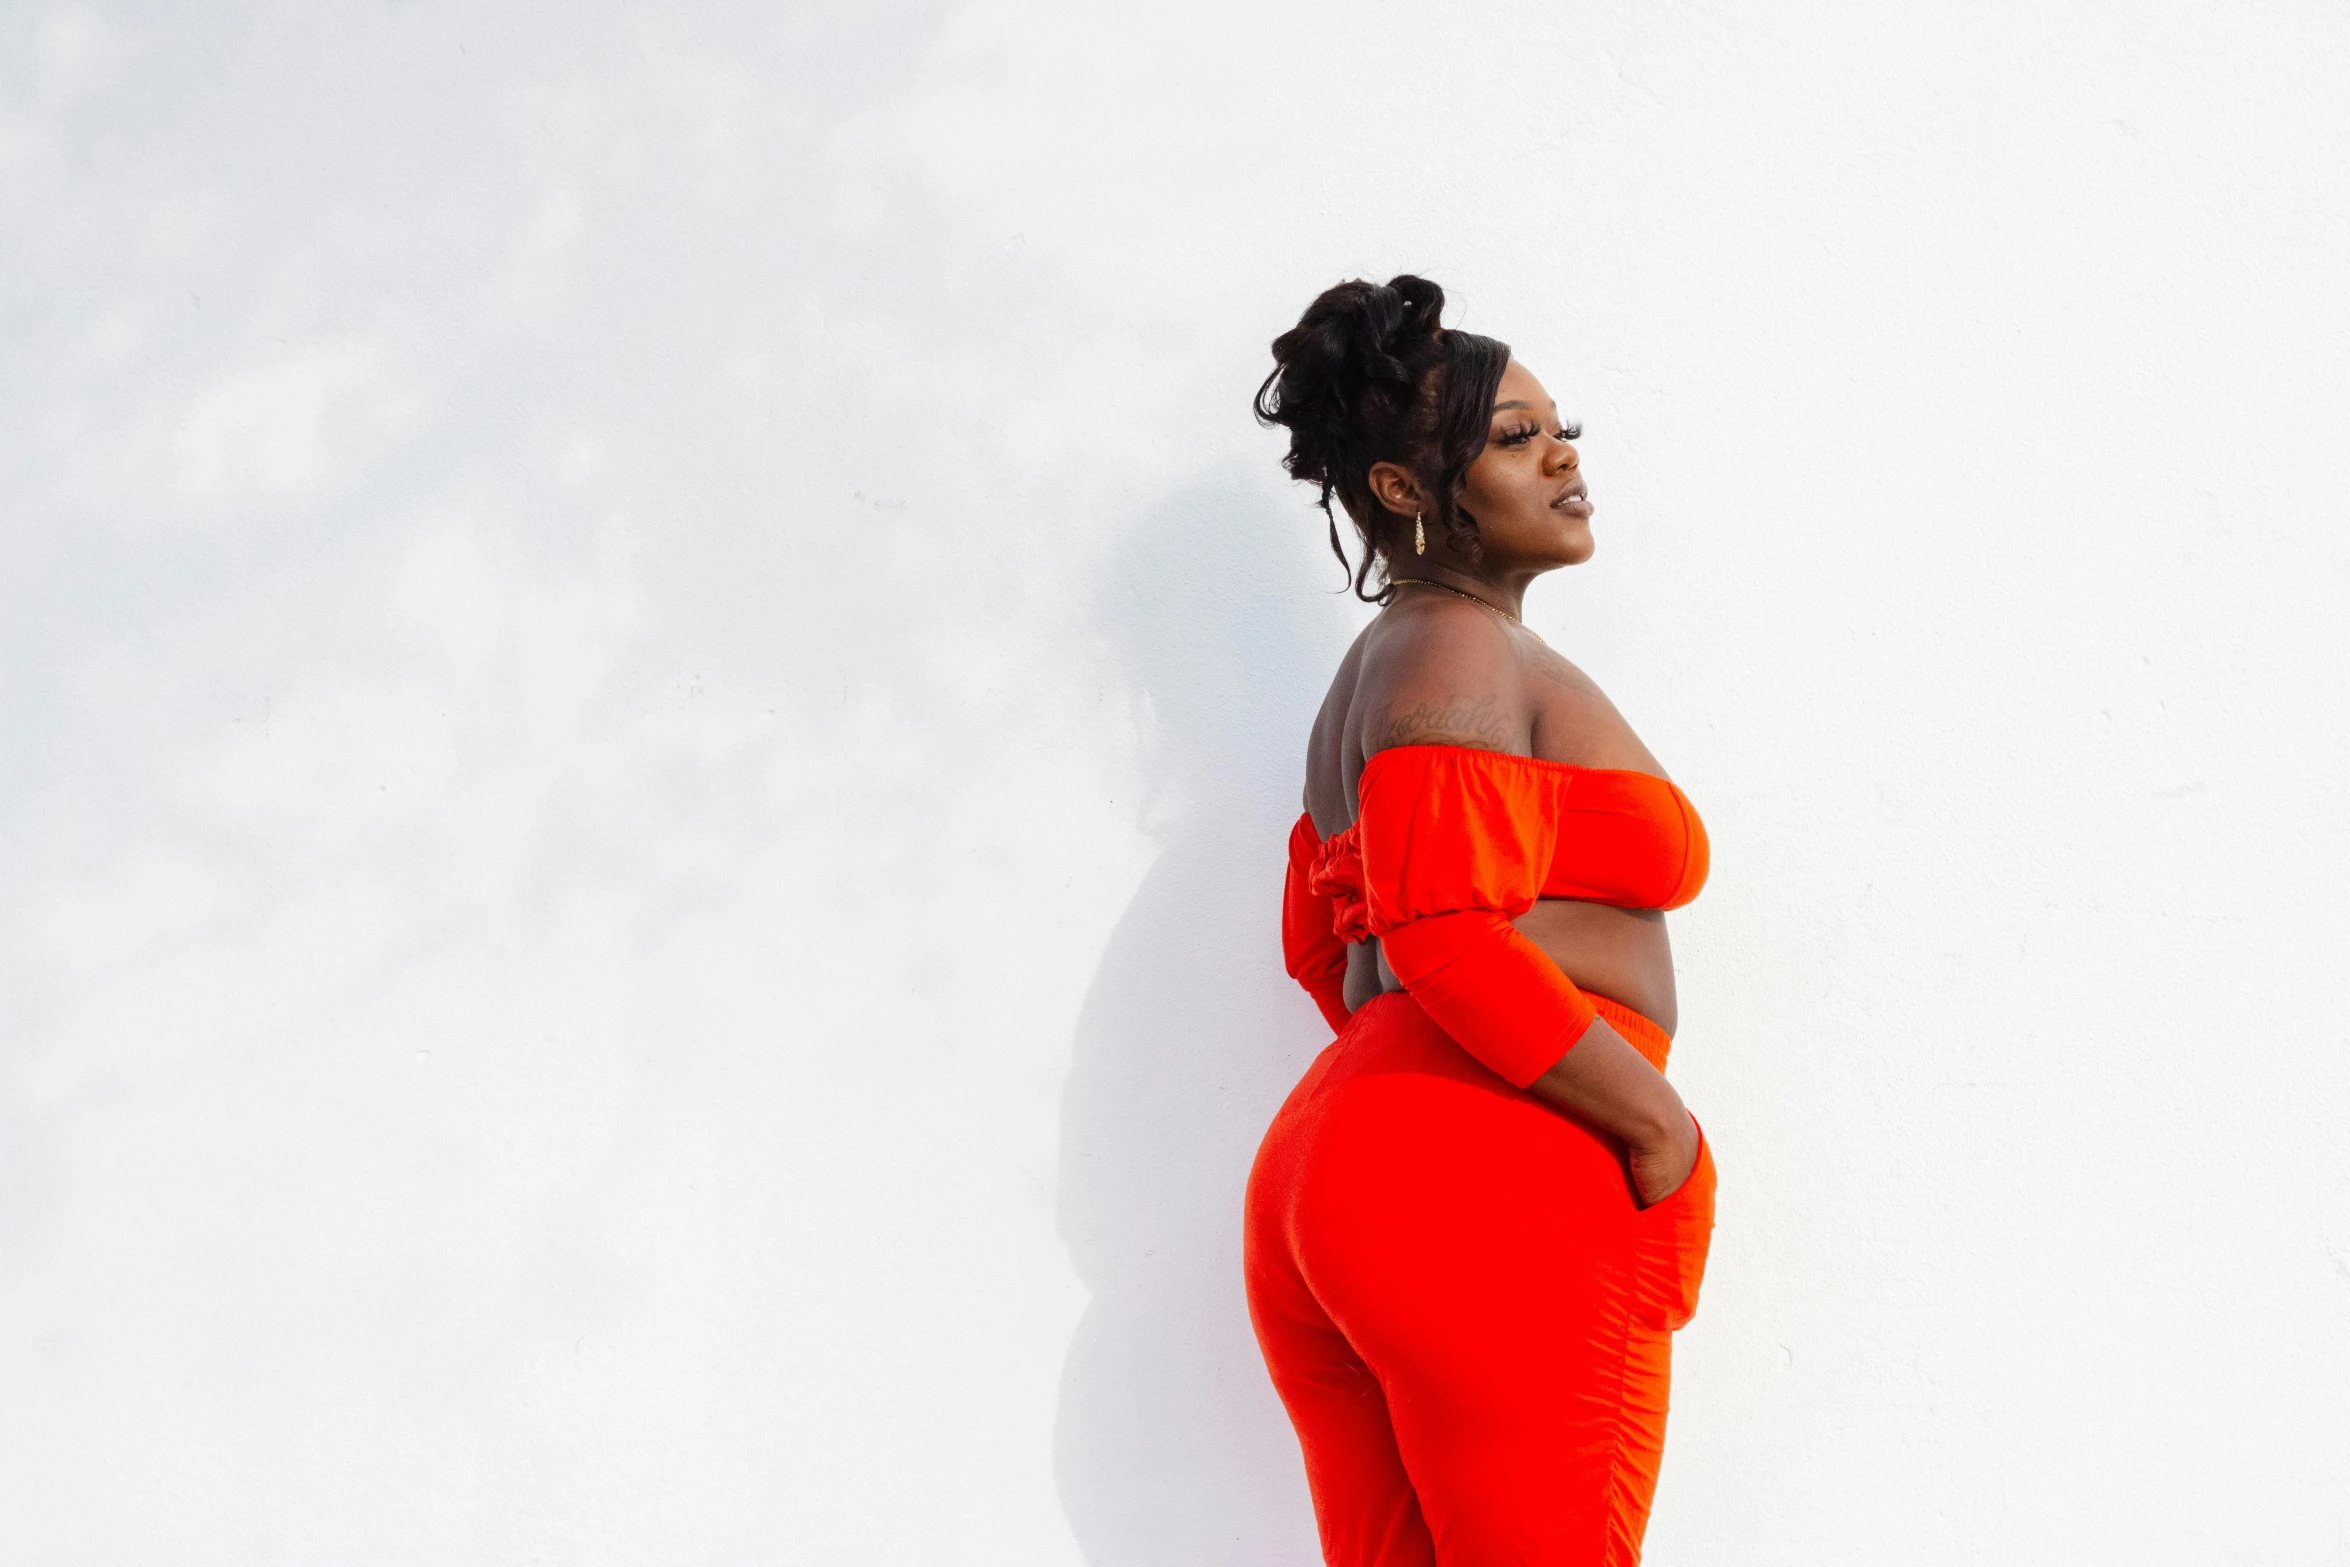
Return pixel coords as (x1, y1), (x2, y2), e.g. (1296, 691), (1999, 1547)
(1526, 1015), (1699, 1207)
(1627, 1112), (1701, 1209)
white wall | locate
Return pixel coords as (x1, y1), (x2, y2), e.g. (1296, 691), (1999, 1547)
(5, 3), (2347, 1562)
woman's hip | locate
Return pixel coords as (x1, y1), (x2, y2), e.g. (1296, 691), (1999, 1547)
(1248, 989), (1716, 1331)
(1253, 993), (1639, 1234)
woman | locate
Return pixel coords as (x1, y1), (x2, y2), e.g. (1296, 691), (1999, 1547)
(1244, 276), (1718, 1566)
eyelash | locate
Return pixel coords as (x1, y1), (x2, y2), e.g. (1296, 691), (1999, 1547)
(1497, 420), (1581, 447)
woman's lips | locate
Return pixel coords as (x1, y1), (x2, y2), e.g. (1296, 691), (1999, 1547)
(1552, 485), (1592, 518)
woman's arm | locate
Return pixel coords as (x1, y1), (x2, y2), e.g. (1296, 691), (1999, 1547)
(1373, 932), (1699, 1206)
(1526, 1018), (1699, 1206)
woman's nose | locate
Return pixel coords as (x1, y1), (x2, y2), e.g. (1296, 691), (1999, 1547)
(1547, 436), (1579, 471)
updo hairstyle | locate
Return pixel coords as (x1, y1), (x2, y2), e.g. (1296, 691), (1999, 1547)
(1253, 275), (1512, 602)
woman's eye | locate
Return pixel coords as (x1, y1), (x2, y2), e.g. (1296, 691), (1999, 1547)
(1495, 420), (1579, 447)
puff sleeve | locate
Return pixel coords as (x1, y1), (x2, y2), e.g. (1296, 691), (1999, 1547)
(1282, 812), (1354, 1035)
(1353, 746), (1600, 1086)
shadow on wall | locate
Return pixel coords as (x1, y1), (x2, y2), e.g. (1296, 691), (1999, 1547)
(1054, 466), (1358, 1564)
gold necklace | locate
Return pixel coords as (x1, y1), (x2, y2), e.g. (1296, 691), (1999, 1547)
(1387, 575), (1520, 623)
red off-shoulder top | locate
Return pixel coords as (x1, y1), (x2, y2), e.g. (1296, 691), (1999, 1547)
(1280, 744), (1710, 1085)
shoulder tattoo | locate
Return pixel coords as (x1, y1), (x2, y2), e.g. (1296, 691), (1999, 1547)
(1380, 692), (1513, 751)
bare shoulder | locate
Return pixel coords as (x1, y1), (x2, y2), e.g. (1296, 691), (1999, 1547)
(1522, 634), (1668, 775)
(1351, 598), (1532, 759)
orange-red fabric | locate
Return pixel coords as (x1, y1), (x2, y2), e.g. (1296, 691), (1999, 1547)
(1308, 748), (1595, 1085)
(1374, 908), (1596, 1087)
(1313, 746), (1708, 926)
(1245, 991), (1717, 1565)
(1287, 747), (1709, 1073)
(1536, 764), (1709, 911)
(1285, 813), (1355, 1035)
(1255, 743), (1718, 1563)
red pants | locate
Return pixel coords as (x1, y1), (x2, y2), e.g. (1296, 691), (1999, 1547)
(1244, 990), (1716, 1566)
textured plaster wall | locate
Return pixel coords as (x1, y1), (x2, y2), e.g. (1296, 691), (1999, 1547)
(4, 4), (2347, 1563)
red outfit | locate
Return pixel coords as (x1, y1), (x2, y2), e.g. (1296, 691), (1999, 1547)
(1246, 745), (1718, 1565)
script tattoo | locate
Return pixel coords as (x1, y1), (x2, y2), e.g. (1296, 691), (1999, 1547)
(1381, 692), (1511, 751)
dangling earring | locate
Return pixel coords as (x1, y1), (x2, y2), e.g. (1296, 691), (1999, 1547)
(1414, 511), (1426, 555)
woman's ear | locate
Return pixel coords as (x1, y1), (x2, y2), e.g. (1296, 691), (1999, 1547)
(1365, 460), (1425, 520)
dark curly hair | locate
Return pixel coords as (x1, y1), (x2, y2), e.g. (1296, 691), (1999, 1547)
(1253, 275), (1512, 602)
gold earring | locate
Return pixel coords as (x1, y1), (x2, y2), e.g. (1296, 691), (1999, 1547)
(1414, 511), (1426, 555)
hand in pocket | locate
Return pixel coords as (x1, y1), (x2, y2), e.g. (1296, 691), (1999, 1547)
(1634, 1122), (1716, 1332)
(1629, 1112), (1701, 1210)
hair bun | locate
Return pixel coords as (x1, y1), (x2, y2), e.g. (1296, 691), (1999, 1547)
(1384, 274), (1446, 346)
(1281, 275), (1446, 406)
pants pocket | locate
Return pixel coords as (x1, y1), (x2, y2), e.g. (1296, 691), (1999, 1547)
(1632, 1120), (1717, 1332)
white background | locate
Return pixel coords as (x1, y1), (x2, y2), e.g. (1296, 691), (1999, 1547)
(6, 3), (2347, 1562)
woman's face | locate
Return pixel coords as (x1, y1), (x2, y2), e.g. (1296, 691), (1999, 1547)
(1456, 359), (1591, 569)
